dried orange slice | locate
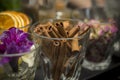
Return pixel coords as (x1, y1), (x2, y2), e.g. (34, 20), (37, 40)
(18, 12), (30, 32)
(18, 12), (30, 25)
(0, 11), (30, 32)
(6, 11), (24, 28)
(8, 11), (30, 32)
(0, 12), (18, 30)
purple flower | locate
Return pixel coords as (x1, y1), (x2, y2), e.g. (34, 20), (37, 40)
(0, 27), (33, 65)
(110, 25), (118, 34)
(98, 29), (104, 36)
(103, 26), (110, 32)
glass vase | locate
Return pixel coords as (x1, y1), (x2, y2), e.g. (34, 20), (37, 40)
(82, 21), (118, 70)
(31, 19), (90, 80)
(0, 31), (39, 80)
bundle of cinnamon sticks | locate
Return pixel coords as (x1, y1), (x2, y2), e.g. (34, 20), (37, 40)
(34, 20), (90, 80)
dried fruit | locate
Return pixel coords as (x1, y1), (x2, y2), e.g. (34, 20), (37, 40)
(0, 11), (30, 32)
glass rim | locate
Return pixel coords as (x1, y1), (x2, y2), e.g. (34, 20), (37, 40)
(31, 18), (91, 40)
(0, 44), (37, 57)
(86, 19), (115, 25)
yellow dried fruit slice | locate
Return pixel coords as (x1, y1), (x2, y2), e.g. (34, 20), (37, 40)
(9, 11), (30, 32)
(18, 12), (30, 25)
(18, 12), (30, 32)
(0, 11), (30, 32)
(3, 11), (22, 28)
(0, 13), (18, 30)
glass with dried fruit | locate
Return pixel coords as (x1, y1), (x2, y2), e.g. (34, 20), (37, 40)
(0, 27), (38, 80)
(31, 19), (90, 80)
(82, 20), (118, 70)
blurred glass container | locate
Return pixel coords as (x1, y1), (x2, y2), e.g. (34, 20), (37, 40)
(66, 1), (85, 20)
(38, 0), (72, 20)
(90, 0), (107, 20)
(55, 9), (71, 19)
(82, 20), (118, 70)
(38, 0), (55, 20)
(54, 0), (71, 19)
(0, 46), (37, 80)
(66, 0), (107, 21)
(21, 0), (39, 23)
(113, 17), (120, 58)
(104, 0), (120, 58)
(66, 0), (93, 20)
(0, 29), (39, 80)
(38, 9), (55, 21)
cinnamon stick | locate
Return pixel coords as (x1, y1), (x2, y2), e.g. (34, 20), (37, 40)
(52, 46), (60, 77)
(47, 26), (59, 38)
(52, 27), (63, 38)
(63, 21), (70, 30)
(53, 40), (60, 46)
(79, 25), (90, 36)
(55, 22), (67, 37)
(54, 41), (66, 80)
(71, 36), (79, 52)
(68, 25), (80, 38)
(47, 24), (63, 38)
(34, 26), (44, 35)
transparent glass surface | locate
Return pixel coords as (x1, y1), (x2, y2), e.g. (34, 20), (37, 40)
(0, 30), (39, 80)
(82, 22), (117, 70)
(31, 19), (90, 80)
(0, 49), (36, 80)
